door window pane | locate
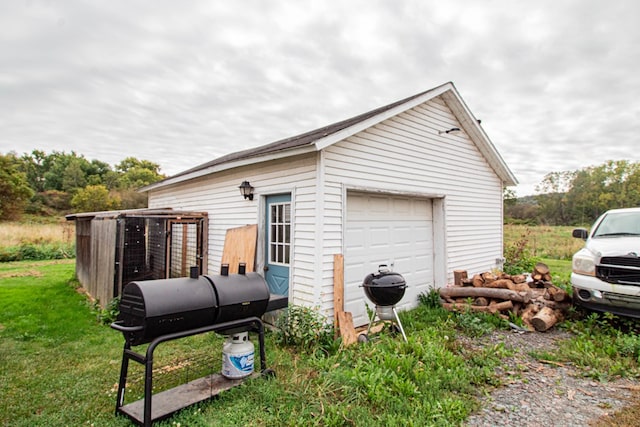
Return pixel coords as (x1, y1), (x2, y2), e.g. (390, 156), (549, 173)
(269, 202), (291, 265)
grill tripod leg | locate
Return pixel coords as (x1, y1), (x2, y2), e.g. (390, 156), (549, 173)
(365, 309), (377, 338)
(392, 307), (408, 342)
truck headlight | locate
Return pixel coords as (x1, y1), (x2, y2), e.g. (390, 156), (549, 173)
(572, 250), (596, 276)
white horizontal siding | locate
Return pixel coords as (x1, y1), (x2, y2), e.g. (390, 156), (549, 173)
(315, 174), (344, 317)
(147, 95), (507, 320)
(324, 95), (504, 289)
(148, 154), (319, 306)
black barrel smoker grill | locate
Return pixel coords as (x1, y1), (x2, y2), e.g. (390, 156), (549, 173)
(111, 265), (286, 426)
(359, 265), (408, 342)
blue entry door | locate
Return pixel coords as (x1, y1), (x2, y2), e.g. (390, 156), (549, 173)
(265, 194), (291, 295)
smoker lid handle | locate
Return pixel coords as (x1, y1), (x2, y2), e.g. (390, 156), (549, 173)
(110, 321), (144, 333)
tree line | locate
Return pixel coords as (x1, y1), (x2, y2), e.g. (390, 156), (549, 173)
(505, 160), (640, 226)
(3, 151), (636, 226)
(0, 150), (165, 220)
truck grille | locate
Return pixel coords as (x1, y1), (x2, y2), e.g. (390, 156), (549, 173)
(597, 256), (640, 286)
(602, 291), (640, 305)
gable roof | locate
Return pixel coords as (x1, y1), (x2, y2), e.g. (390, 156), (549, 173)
(142, 82), (517, 192)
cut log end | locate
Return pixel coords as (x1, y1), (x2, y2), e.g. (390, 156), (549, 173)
(454, 270), (468, 287)
(472, 274), (484, 287)
(531, 306), (559, 332)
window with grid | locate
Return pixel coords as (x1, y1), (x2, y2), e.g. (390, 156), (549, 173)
(269, 202), (291, 265)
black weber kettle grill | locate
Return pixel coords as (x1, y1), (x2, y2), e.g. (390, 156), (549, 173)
(359, 265), (408, 342)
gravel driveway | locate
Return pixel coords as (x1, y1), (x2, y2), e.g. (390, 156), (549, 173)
(463, 329), (639, 427)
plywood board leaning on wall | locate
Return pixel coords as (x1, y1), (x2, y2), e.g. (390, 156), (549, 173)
(221, 224), (257, 273)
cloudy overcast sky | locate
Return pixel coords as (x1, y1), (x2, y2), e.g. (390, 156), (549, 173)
(2, 0), (639, 196)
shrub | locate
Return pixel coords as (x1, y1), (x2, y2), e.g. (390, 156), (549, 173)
(96, 297), (120, 325)
(70, 184), (120, 212)
(275, 305), (335, 354)
(0, 243), (74, 262)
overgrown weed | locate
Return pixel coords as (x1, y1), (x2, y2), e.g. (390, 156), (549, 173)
(504, 224), (584, 261)
(0, 221), (75, 262)
(503, 227), (539, 274)
(275, 305), (336, 355)
(540, 312), (640, 379)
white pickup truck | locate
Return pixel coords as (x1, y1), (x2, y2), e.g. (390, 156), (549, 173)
(571, 207), (640, 318)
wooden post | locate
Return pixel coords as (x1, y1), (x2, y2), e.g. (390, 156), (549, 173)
(337, 311), (357, 346)
(333, 254), (357, 346)
(333, 254), (344, 328)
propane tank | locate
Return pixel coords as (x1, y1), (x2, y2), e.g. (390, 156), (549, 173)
(221, 332), (255, 379)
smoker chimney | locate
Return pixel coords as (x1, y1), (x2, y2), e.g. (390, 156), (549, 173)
(190, 266), (199, 279)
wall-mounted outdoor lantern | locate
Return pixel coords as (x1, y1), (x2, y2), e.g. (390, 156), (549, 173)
(239, 181), (254, 200)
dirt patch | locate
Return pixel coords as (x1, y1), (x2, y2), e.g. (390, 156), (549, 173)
(0, 270), (43, 279)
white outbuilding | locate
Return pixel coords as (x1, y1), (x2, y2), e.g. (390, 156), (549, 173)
(141, 82), (517, 326)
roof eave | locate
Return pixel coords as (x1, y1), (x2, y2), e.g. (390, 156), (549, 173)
(313, 83), (453, 150)
(140, 144), (317, 192)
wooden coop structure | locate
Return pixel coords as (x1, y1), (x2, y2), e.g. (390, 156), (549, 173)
(66, 209), (208, 307)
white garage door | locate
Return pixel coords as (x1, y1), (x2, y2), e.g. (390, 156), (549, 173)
(344, 193), (434, 327)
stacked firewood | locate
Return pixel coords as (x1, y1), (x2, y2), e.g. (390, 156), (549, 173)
(440, 263), (572, 332)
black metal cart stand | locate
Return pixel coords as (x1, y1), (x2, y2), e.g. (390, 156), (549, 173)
(112, 317), (269, 427)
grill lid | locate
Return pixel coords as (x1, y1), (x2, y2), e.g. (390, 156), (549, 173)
(116, 271), (272, 346)
(120, 276), (217, 318)
(363, 265), (407, 288)
(362, 265), (407, 306)
(363, 272), (406, 288)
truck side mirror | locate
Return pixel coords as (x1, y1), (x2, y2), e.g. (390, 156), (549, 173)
(572, 228), (588, 240)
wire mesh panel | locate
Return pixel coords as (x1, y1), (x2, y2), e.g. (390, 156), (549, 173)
(119, 217), (168, 287)
(115, 215), (205, 295)
(121, 217), (147, 283)
(146, 218), (167, 279)
(169, 221), (200, 278)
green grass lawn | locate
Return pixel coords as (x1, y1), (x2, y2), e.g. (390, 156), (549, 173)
(1, 253), (638, 426)
(0, 260), (127, 426)
(0, 260), (501, 426)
